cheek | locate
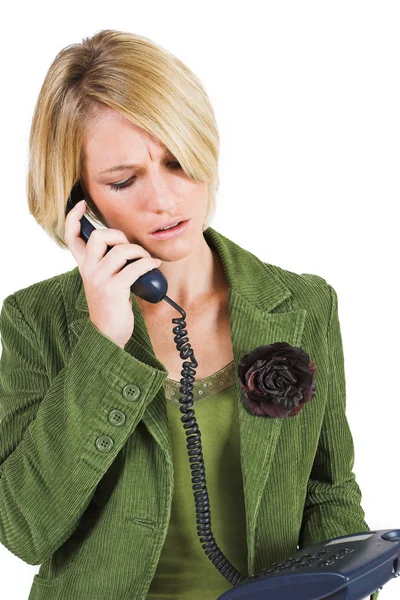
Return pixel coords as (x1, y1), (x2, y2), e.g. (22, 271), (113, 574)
(97, 202), (132, 230)
(183, 181), (208, 209)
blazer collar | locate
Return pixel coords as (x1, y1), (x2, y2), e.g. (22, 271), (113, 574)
(70, 226), (307, 574)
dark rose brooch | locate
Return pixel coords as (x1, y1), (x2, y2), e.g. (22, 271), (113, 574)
(238, 342), (317, 418)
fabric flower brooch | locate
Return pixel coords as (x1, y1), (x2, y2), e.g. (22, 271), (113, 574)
(237, 342), (317, 418)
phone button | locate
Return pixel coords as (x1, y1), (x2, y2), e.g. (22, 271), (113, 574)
(122, 384), (141, 401)
(108, 409), (126, 426)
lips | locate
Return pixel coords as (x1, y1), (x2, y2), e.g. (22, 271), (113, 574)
(151, 218), (185, 233)
(149, 219), (190, 239)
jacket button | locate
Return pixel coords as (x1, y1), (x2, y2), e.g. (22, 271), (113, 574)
(122, 384), (141, 401)
(108, 409), (126, 426)
(95, 435), (114, 452)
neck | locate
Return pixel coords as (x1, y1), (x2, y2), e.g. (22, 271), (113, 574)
(137, 238), (228, 314)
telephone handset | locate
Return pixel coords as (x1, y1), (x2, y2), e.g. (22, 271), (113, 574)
(65, 181), (398, 600)
(65, 181), (167, 304)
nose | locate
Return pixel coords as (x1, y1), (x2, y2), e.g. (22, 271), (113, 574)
(143, 168), (180, 213)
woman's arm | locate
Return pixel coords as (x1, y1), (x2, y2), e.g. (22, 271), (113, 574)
(0, 289), (167, 565)
(298, 283), (380, 600)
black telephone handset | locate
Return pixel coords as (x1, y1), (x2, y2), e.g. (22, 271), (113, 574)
(65, 181), (395, 600)
(65, 181), (168, 303)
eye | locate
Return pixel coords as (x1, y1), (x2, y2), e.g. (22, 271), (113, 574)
(108, 161), (182, 192)
(109, 178), (135, 192)
(168, 160), (181, 169)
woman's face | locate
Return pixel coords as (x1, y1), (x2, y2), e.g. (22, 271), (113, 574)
(81, 105), (209, 257)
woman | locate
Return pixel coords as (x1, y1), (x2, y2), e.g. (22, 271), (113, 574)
(0, 29), (378, 600)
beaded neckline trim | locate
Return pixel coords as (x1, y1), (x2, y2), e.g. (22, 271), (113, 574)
(163, 359), (235, 402)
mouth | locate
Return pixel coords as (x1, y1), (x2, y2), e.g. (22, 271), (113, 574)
(151, 218), (185, 233)
(149, 219), (190, 239)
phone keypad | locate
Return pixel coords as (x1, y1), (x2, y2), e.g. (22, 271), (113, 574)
(250, 547), (355, 579)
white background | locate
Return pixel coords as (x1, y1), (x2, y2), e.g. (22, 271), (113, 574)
(0, 1), (398, 598)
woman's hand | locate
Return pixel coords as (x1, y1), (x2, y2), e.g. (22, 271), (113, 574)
(64, 199), (162, 348)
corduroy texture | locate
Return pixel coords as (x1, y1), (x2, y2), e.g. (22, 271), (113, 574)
(0, 226), (379, 600)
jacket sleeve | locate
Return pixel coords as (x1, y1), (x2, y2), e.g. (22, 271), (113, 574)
(0, 291), (168, 566)
(298, 283), (380, 600)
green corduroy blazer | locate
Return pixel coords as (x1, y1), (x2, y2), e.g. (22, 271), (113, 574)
(0, 226), (379, 600)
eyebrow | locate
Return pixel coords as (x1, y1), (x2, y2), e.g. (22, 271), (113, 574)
(99, 149), (173, 175)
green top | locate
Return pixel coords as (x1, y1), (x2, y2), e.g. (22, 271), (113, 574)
(0, 226), (379, 600)
(147, 360), (248, 598)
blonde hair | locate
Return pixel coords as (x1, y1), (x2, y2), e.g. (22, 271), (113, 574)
(27, 29), (220, 249)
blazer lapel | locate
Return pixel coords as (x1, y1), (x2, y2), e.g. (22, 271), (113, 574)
(68, 226), (307, 574)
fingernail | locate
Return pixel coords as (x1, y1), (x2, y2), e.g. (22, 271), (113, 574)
(77, 200), (86, 208)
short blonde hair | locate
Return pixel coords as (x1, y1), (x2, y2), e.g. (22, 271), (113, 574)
(27, 29), (220, 249)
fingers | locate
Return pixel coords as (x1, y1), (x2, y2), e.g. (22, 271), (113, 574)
(64, 200), (90, 265)
(64, 199), (153, 275)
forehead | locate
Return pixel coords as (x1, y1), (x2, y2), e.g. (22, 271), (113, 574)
(83, 106), (167, 163)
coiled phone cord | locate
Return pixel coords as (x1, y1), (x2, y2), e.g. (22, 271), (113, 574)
(163, 294), (245, 587)
(66, 181), (245, 587)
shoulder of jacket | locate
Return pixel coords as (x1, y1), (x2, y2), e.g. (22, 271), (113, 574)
(262, 261), (332, 317)
(222, 230), (332, 308)
(2, 266), (80, 325)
